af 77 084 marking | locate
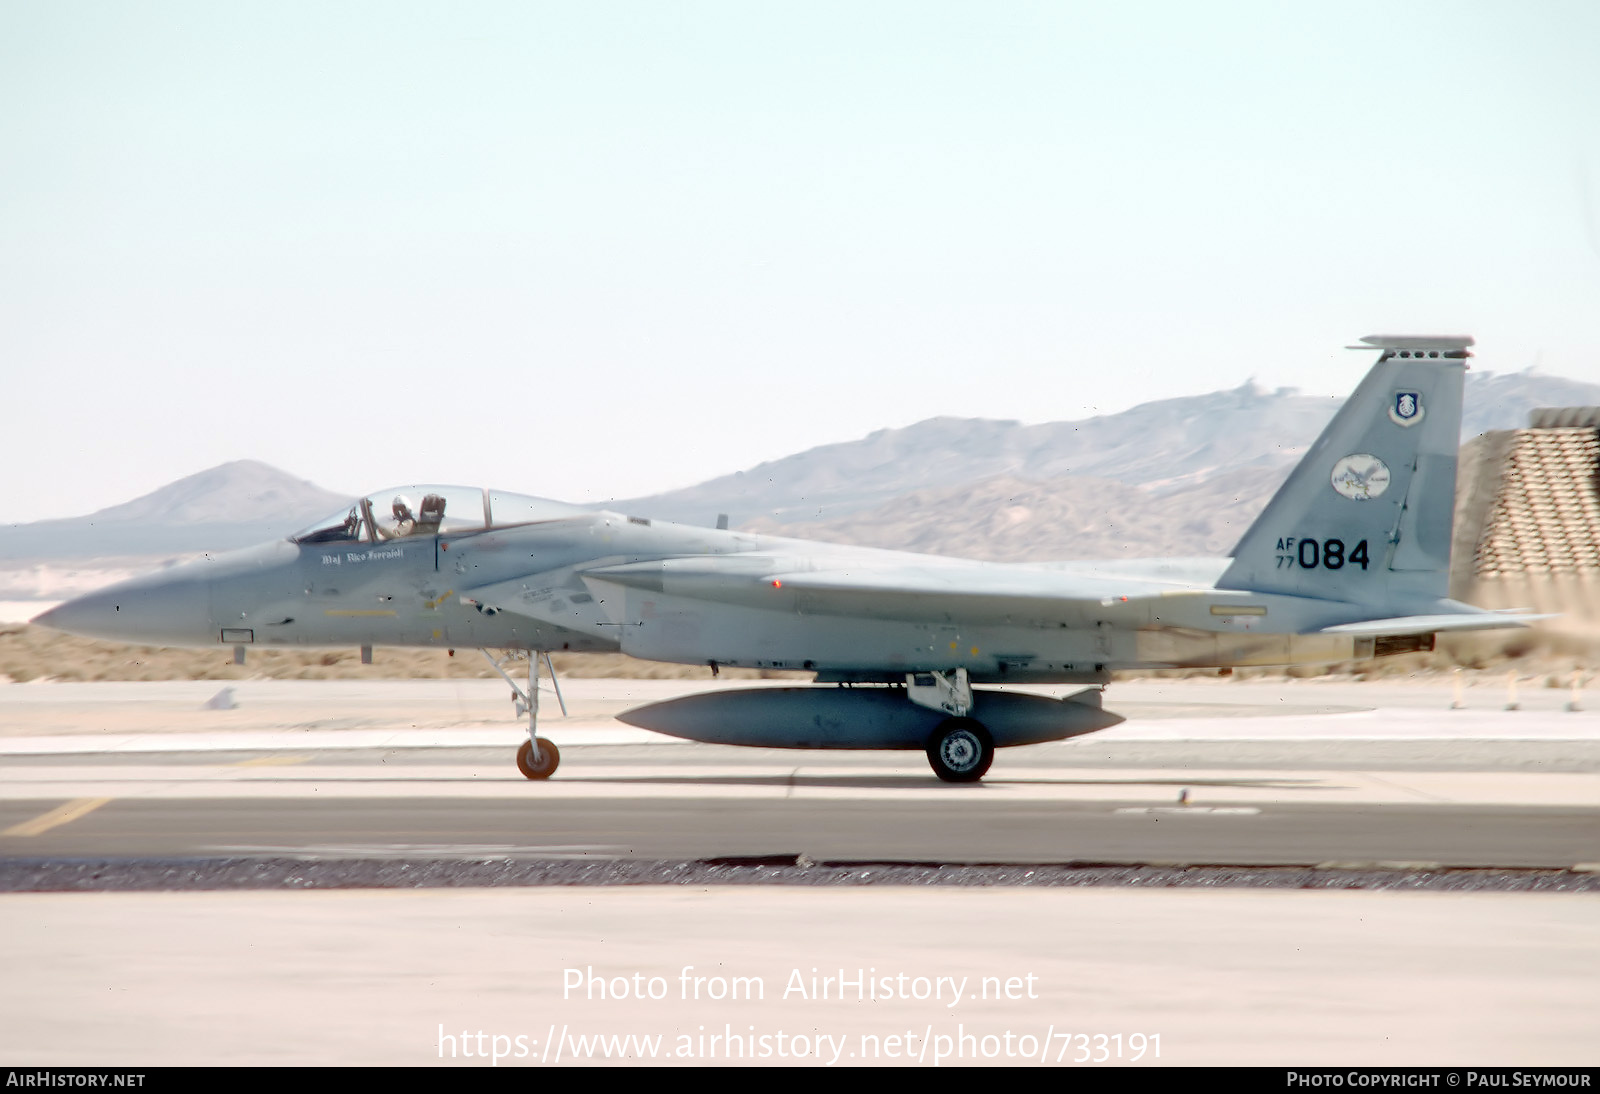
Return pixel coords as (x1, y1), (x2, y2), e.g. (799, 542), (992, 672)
(1275, 538), (1370, 570)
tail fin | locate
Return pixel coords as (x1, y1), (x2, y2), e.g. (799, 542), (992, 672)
(1218, 335), (1471, 605)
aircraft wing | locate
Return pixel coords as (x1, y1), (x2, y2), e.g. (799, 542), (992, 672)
(582, 557), (1220, 627)
(581, 557), (1538, 636)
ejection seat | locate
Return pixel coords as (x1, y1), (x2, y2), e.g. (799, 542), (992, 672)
(414, 493), (447, 535)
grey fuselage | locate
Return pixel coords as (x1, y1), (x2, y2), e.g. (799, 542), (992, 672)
(36, 508), (1443, 683)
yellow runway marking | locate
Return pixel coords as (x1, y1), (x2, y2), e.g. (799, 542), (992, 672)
(3, 797), (113, 838)
(231, 755), (310, 768)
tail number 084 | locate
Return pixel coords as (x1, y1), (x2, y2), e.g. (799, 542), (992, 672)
(1275, 537), (1369, 571)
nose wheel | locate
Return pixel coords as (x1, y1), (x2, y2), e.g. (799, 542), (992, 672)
(516, 738), (561, 780)
(926, 718), (993, 783)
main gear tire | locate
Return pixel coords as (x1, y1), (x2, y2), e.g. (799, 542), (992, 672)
(925, 718), (994, 783)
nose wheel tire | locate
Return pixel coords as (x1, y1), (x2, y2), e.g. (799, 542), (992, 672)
(516, 738), (561, 780)
(926, 718), (993, 783)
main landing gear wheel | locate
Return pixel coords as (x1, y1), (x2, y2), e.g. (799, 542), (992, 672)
(926, 718), (994, 783)
(516, 738), (561, 780)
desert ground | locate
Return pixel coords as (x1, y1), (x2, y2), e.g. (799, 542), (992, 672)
(3, 621), (1598, 689)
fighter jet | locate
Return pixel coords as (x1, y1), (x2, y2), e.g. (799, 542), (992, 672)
(35, 335), (1529, 781)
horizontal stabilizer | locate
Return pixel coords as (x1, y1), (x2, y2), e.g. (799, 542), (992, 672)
(1316, 613), (1552, 637)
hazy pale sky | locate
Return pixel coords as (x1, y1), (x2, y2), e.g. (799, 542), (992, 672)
(3, 1), (1599, 522)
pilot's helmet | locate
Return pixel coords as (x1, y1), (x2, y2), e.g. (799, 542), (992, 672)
(392, 495), (414, 519)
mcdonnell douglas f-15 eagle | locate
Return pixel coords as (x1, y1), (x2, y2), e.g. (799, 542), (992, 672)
(36, 335), (1528, 781)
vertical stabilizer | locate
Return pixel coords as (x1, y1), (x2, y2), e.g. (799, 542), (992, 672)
(1217, 335), (1471, 604)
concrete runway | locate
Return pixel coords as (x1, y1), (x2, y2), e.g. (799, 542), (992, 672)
(1, 676), (1597, 1066)
(1, 677), (1596, 869)
(2, 779), (1597, 867)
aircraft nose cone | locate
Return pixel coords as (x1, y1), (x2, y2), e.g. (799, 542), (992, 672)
(32, 572), (213, 645)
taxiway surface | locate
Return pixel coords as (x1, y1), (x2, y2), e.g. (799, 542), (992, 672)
(2, 676), (1596, 1067)
(1, 677), (1596, 870)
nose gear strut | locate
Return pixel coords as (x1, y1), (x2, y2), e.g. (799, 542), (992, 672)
(480, 649), (564, 779)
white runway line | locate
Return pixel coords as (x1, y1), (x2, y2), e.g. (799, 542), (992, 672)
(2, 762), (1596, 807)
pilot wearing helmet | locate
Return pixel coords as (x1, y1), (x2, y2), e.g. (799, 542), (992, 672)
(377, 495), (417, 539)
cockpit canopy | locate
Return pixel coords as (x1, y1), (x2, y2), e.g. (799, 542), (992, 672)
(292, 486), (590, 544)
